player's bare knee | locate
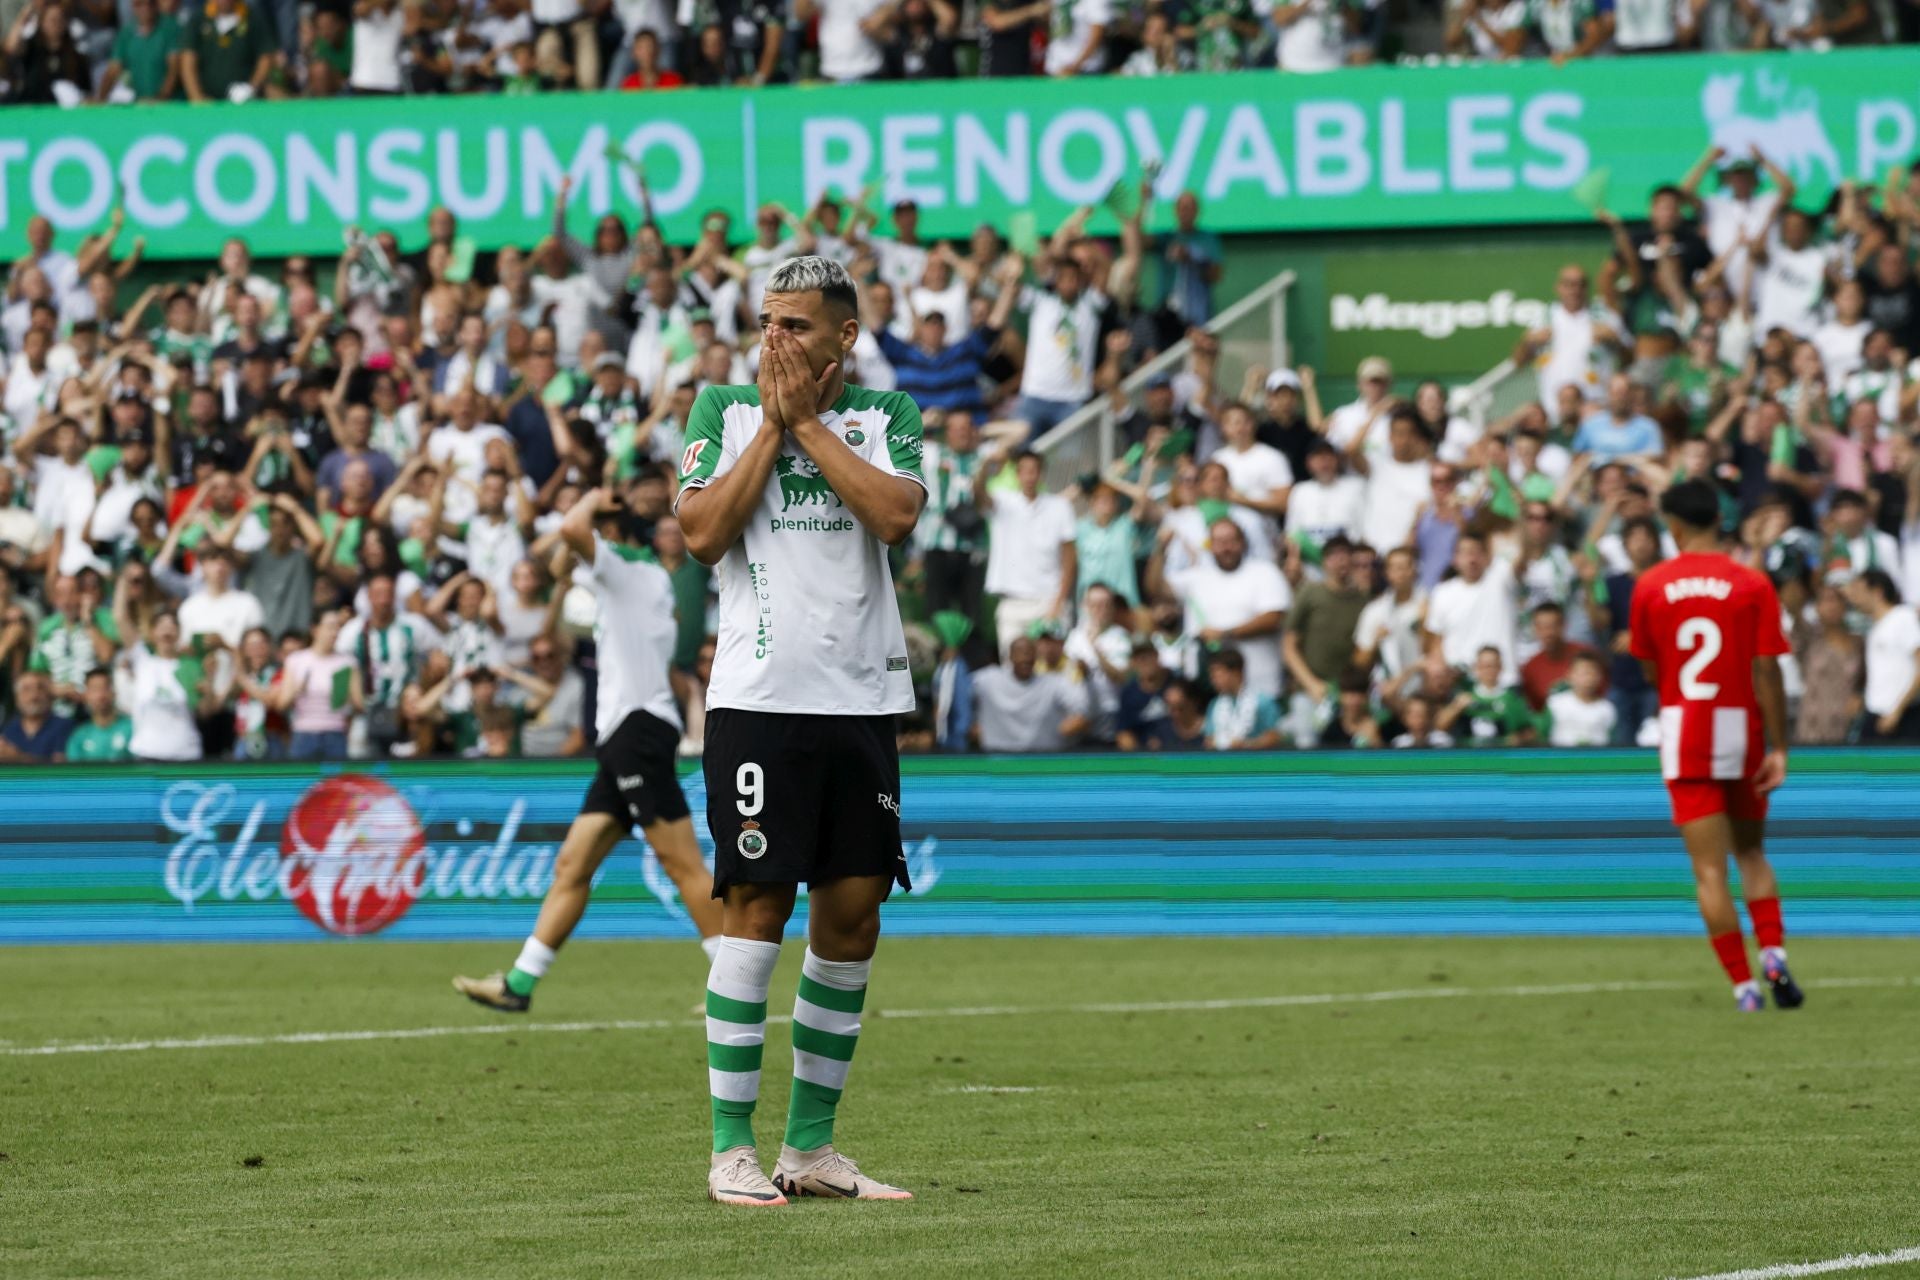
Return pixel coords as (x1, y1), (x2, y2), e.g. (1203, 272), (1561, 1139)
(552, 845), (597, 891)
(811, 914), (880, 963)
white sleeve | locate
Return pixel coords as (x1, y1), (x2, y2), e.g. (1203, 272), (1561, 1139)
(1257, 564), (1292, 613)
(1051, 499), (1077, 545)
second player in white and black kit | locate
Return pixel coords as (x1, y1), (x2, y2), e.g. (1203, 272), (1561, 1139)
(676, 256), (926, 1207)
(452, 487), (721, 1013)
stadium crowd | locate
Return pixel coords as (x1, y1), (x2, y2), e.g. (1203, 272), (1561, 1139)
(0, 137), (1918, 763)
(0, 0), (1915, 106)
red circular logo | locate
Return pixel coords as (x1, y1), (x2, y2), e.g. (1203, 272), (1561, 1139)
(280, 774), (426, 936)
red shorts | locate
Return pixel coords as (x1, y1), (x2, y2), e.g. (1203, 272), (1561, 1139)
(1665, 777), (1769, 827)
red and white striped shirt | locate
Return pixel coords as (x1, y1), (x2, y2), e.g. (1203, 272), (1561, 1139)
(1629, 553), (1789, 781)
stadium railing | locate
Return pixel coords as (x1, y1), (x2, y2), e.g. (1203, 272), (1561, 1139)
(1453, 355), (1538, 431)
(1033, 270), (1296, 491)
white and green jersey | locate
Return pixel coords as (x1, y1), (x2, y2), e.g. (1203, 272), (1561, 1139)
(587, 533), (682, 742)
(675, 383), (926, 716)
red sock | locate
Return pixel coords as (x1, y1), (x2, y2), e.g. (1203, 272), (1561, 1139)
(1748, 897), (1784, 950)
(1710, 931), (1752, 986)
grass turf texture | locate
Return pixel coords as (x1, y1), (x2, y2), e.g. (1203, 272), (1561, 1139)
(4, 938), (1918, 1280)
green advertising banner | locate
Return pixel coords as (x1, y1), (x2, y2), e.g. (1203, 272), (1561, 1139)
(2, 49), (1913, 260)
(1324, 242), (1593, 379)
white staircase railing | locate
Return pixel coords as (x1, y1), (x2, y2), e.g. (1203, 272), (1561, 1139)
(1031, 270), (1297, 490)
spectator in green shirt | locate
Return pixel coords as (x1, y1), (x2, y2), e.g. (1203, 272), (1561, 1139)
(1437, 646), (1541, 745)
(66, 668), (134, 761)
(1075, 482), (1144, 607)
(308, 8), (352, 81)
(97, 0), (181, 100)
(181, 0), (275, 103)
(1281, 534), (1370, 742)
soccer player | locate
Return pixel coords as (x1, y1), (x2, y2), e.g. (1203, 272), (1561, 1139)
(1628, 480), (1803, 1013)
(676, 256), (924, 1207)
(452, 488), (721, 1012)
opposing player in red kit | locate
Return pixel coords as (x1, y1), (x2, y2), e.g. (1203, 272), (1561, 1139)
(1629, 481), (1804, 1013)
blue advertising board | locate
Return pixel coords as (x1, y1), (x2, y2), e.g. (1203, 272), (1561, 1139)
(1, 753), (1914, 944)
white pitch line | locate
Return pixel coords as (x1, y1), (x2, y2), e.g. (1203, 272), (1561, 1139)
(3, 974), (1907, 1058)
(1670, 1245), (1920, 1280)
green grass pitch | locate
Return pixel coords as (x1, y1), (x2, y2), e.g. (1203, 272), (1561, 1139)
(5, 937), (1918, 1279)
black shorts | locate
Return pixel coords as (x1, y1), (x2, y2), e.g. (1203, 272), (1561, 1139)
(580, 710), (690, 831)
(704, 708), (907, 898)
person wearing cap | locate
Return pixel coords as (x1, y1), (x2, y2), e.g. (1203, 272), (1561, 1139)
(1325, 356), (1396, 463)
(1681, 144), (1797, 304)
(1256, 366), (1322, 480)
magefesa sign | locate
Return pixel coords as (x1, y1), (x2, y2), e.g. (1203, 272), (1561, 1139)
(0, 50), (1913, 257)
(1323, 245), (1589, 379)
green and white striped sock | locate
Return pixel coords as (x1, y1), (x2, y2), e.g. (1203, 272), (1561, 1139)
(706, 937), (782, 1154)
(784, 948), (870, 1153)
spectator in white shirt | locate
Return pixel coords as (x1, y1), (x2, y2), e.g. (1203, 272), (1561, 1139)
(1325, 355), (1395, 462)
(1044, 0), (1110, 74)
(1273, 0), (1348, 70)
(1543, 652), (1617, 747)
(1848, 568), (1920, 741)
(19, 414), (94, 573)
(801, 0), (891, 81)
(349, 0), (405, 91)
(1424, 531), (1519, 680)
(1063, 582), (1131, 742)
(972, 635), (1090, 752)
(5, 326), (62, 426)
(1014, 257), (1104, 441)
(1286, 439), (1366, 548)
(1513, 264), (1625, 409)
(428, 390), (514, 525)
(179, 546), (268, 650)
(1354, 545), (1427, 682)
(1211, 400), (1293, 529)
(1169, 519), (1292, 699)
(1812, 280), (1872, 387)
(1750, 207), (1830, 342)
(1352, 406), (1435, 555)
(977, 449), (1078, 658)
(1684, 148), (1795, 305)
(528, 239), (610, 371)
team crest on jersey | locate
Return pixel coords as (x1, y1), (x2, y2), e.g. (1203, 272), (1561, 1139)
(737, 820), (768, 859)
(844, 427), (866, 446)
(775, 454), (843, 511)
